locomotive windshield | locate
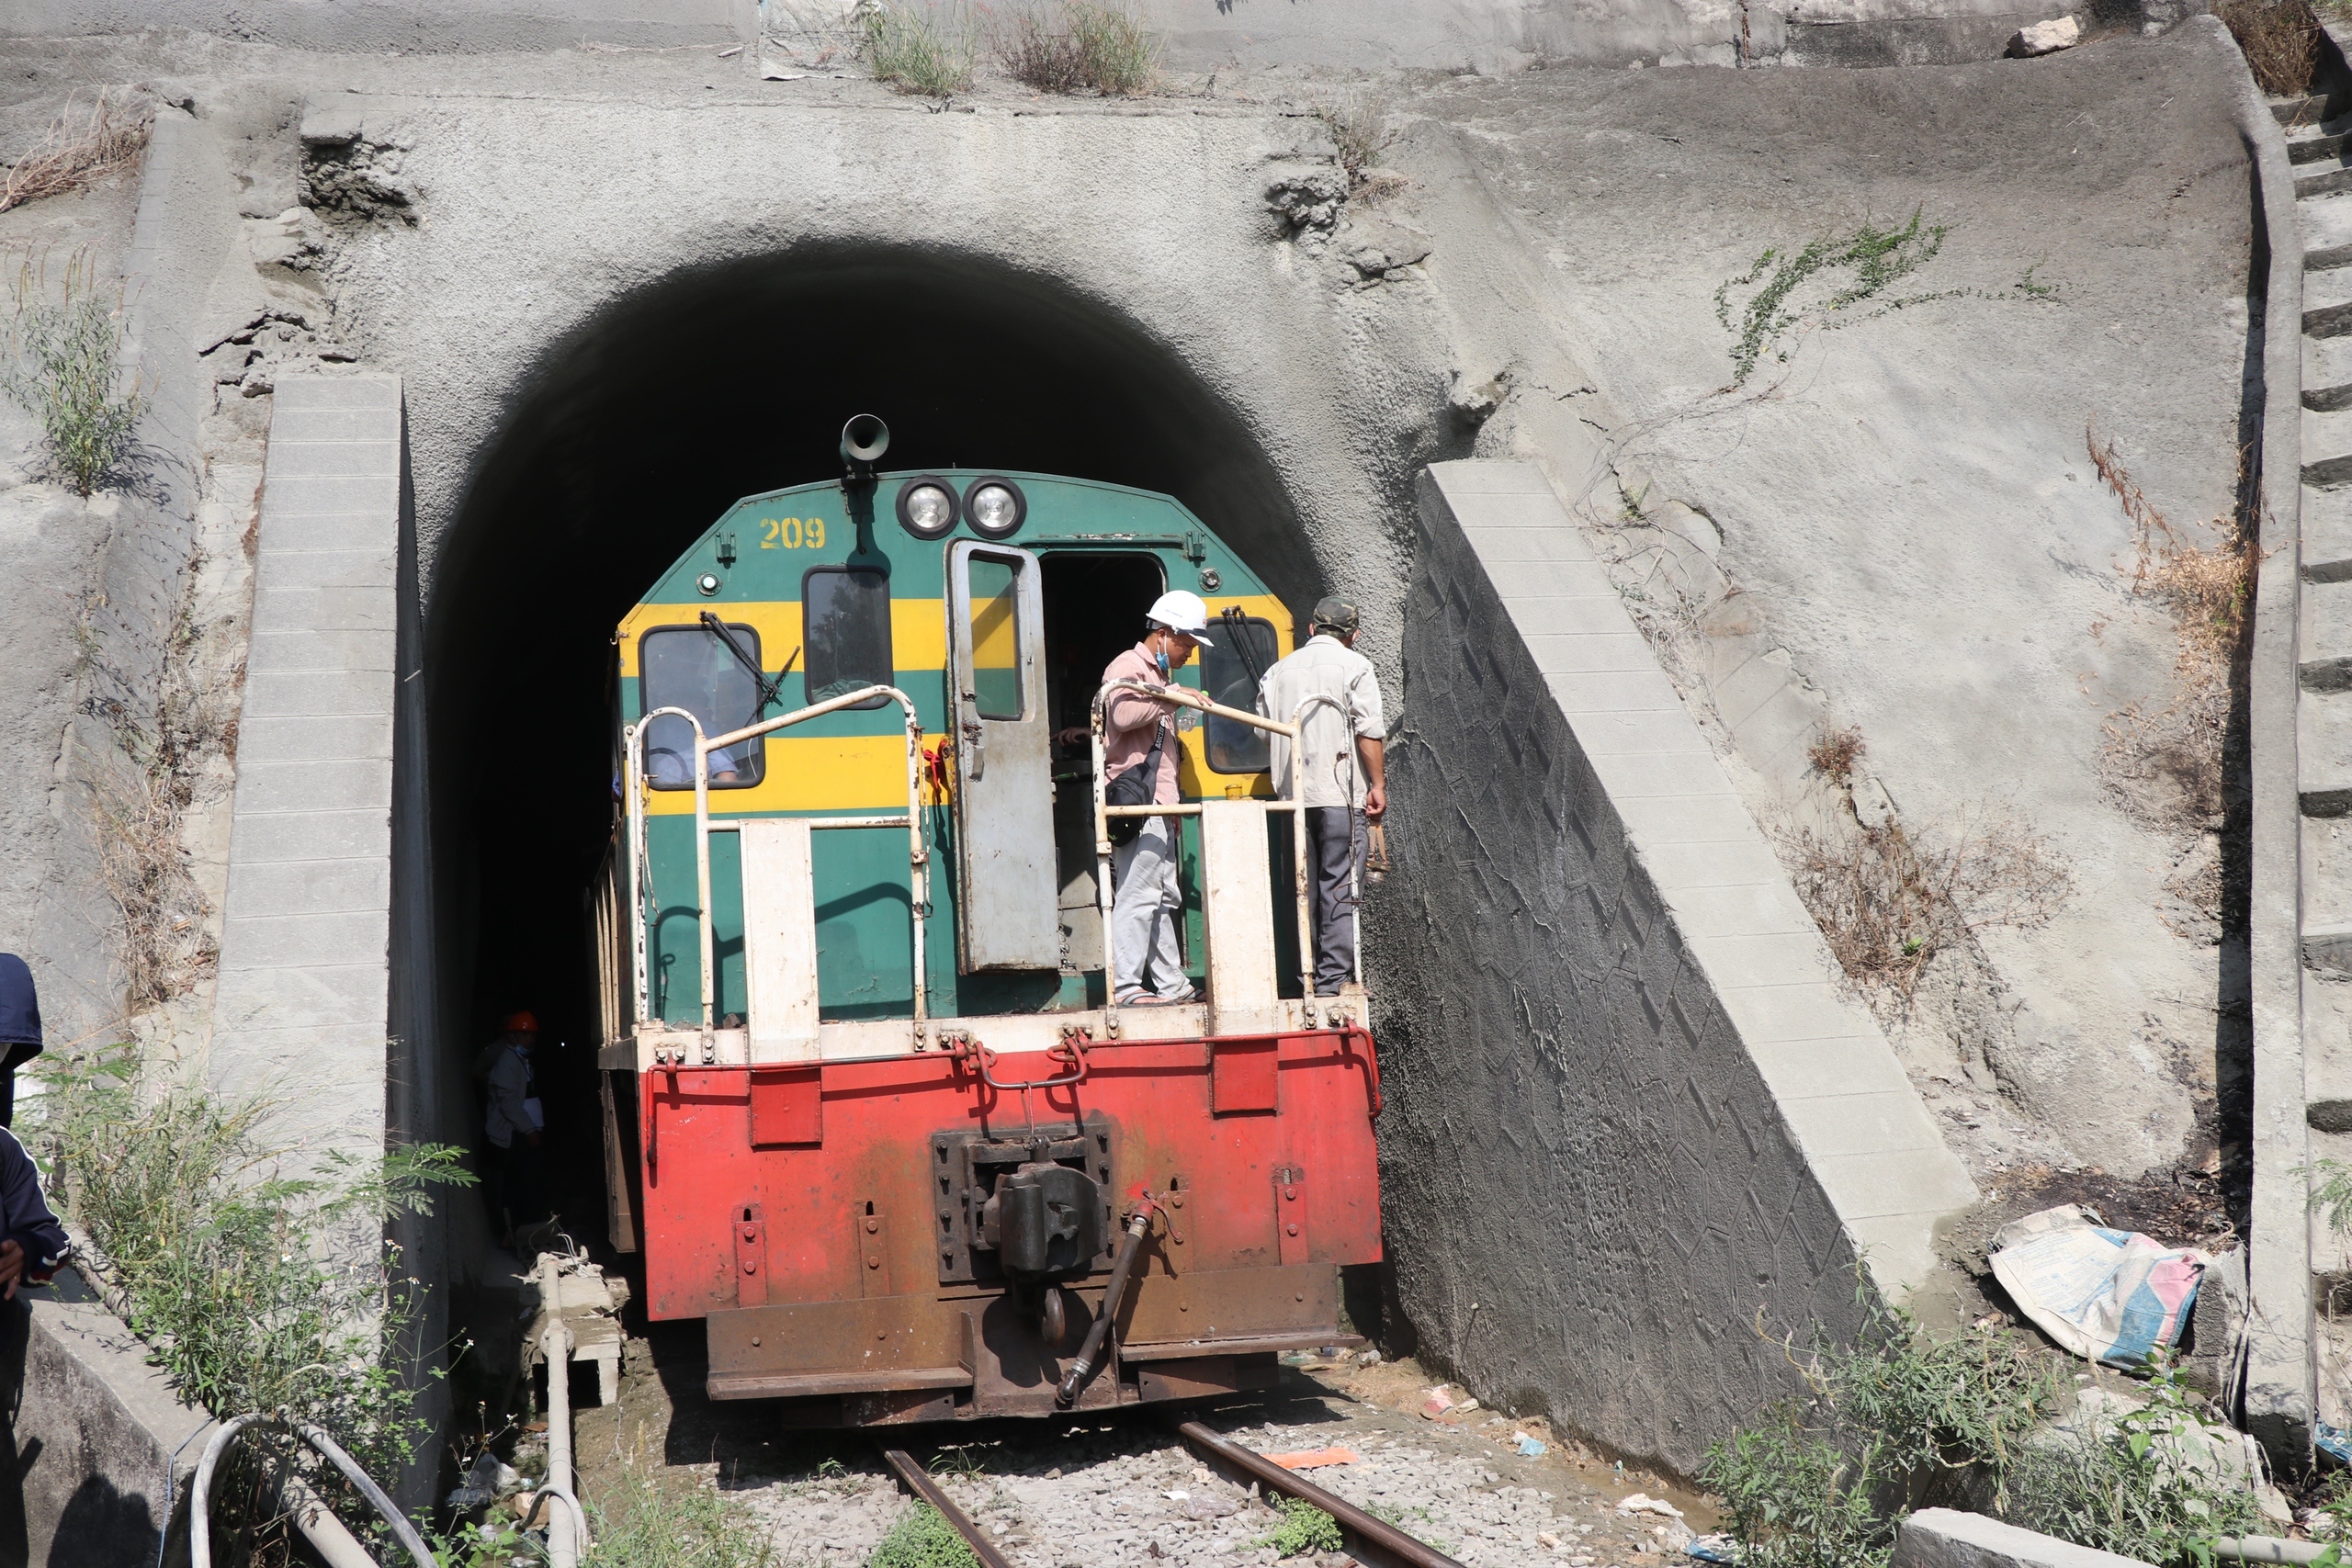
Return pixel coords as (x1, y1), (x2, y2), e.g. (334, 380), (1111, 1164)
(803, 565), (893, 706)
(640, 622), (765, 788)
(1202, 615), (1279, 773)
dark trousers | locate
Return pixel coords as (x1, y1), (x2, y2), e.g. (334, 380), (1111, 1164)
(482, 1139), (546, 1236)
(1306, 806), (1364, 996)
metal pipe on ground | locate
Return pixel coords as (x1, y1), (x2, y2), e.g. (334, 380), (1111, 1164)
(1169, 1418), (1467, 1568)
(536, 1253), (585, 1568)
(2218, 1540), (2336, 1564)
(879, 1448), (1020, 1568)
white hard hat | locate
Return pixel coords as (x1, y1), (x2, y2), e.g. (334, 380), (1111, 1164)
(1145, 590), (1215, 646)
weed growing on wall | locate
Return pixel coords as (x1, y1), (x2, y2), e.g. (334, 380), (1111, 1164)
(869, 1501), (978, 1568)
(28, 1043), (473, 1551)
(1707, 1296), (2265, 1568)
(0, 91), (151, 218)
(2217, 0), (2323, 96)
(1781, 813), (2072, 997)
(995, 1), (1159, 95)
(1312, 91), (1398, 192)
(1807, 726), (1865, 788)
(1712, 212), (2062, 387)
(862, 1), (976, 96)
(2087, 423), (2257, 838)
(2, 251), (145, 496)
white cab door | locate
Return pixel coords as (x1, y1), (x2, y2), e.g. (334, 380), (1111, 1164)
(946, 541), (1059, 971)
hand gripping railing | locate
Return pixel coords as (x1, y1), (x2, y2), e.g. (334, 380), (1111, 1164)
(1089, 681), (1351, 1025)
(624, 685), (930, 1056)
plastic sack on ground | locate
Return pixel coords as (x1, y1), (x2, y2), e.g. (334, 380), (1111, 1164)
(1988, 1203), (2208, 1369)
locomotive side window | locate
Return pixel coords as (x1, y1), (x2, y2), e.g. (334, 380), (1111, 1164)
(640, 623), (767, 790)
(965, 552), (1026, 720)
(1203, 615), (1280, 773)
(804, 566), (894, 708)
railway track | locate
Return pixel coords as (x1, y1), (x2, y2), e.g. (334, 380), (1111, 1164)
(882, 1418), (1467, 1568)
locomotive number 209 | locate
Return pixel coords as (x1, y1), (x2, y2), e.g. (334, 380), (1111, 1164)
(759, 517), (827, 549)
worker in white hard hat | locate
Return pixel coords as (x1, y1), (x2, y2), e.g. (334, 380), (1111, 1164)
(1097, 591), (1215, 1006)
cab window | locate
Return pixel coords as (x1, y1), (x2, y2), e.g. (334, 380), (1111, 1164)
(804, 566), (894, 708)
(640, 623), (766, 790)
(1202, 615), (1280, 774)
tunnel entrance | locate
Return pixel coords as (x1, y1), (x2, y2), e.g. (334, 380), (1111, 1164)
(425, 248), (1311, 1249)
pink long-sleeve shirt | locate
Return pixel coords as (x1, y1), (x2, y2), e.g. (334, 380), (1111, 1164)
(1102, 644), (1182, 804)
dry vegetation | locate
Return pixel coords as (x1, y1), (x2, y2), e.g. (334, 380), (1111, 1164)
(0, 91), (153, 218)
(1808, 725), (1865, 787)
(1312, 90), (1399, 192)
(1782, 814), (2074, 998)
(2216, 0), (2324, 96)
(995, 0), (1159, 95)
(75, 556), (243, 1013)
(2086, 423), (2256, 832)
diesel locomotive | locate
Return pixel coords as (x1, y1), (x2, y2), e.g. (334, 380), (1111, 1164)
(591, 417), (1383, 1425)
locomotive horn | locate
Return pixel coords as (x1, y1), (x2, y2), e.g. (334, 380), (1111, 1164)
(840, 413), (890, 474)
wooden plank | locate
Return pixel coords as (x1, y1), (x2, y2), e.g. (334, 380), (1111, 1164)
(741, 818), (820, 1062)
(1200, 800), (1280, 1036)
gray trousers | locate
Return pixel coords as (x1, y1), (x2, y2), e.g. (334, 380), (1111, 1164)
(1306, 806), (1364, 996)
(1112, 816), (1191, 1003)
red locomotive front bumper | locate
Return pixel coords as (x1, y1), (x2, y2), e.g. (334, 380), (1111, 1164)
(620, 1026), (1384, 1421)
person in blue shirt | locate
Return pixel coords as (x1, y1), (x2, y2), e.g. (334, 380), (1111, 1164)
(0, 954), (42, 1128)
(0, 1126), (67, 1296)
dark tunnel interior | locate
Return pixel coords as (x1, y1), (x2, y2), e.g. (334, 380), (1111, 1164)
(424, 247), (1315, 1242)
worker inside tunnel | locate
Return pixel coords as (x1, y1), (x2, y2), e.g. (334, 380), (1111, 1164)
(421, 246), (1318, 1261)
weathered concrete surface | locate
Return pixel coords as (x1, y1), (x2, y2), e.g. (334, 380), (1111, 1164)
(1376, 459), (1973, 1477)
(209, 375), (402, 1148)
(1406, 30), (2261, 1185)
(0, 0), (2100, 73)
(2234, 39), (2313, 1465)
(0, 1276), (209, 1568)
(1894, 1509), (2157, 1568)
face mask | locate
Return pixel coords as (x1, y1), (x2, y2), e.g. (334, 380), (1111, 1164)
(1156, 646), (1170, 679)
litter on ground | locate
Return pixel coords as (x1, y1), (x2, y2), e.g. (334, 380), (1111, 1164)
(1266, 1448), (1361, 1470)
(1987, 1203), (2208, 1369)
(1618, 1494), (1685, 1520)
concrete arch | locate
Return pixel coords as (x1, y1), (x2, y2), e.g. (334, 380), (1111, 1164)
(415, 238), (1337, 1178)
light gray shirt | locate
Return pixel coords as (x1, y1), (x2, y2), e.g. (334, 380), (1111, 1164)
(1259, 634), (1384, 809)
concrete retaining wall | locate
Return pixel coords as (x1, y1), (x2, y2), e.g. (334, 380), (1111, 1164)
(0, 1277), (209, 1568)
(1373, 459), (1976, 1476)
(208, 375), (404, 1159)
(2231, 39), (2316, 1461)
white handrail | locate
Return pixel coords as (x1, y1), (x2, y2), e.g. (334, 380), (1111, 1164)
(626, 686), (931, 1055)
(1090, 680), (1325, 1023)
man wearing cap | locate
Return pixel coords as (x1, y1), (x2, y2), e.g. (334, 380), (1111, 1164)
(1259, 597), (1387, 996)
(1099, 592), (1216, 1006)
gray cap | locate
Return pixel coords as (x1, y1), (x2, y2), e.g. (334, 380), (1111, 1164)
(1310, 596), (1360, 635)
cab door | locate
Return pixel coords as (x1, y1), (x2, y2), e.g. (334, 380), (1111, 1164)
(946, 541), (1059, 971)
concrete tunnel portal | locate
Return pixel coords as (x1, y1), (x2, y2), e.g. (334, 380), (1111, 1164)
(417, 246), (1327, 1252)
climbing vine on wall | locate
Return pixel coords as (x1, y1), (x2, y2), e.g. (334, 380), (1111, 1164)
(1712, 210), (2059, 386)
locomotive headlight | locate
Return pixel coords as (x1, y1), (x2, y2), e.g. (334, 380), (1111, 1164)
(897, 477), (959, 540)
(965, 478), (1026, 538)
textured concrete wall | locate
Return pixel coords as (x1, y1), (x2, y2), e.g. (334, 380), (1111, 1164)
(2236, 28), (2316, 1459)
(0, 1280), (209, 1568)
(0, 0), (2087, 73)
(209, 377), (403, 1160)
(1374, 461), (1974, 1477)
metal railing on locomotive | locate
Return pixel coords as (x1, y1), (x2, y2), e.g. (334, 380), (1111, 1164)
(1089, 682), (1357, 1022)
(622, 686), (930, 1057)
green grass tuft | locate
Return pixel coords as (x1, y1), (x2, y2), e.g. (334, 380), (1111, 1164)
(2, 250), (145, 496)
(1255, 1496), (1343, 1559)
(862, 1), (975, 97)
(869, 1502), (979, 1568)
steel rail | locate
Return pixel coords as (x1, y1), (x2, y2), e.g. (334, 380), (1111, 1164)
(1168, 1418), (1468, 1568)
(878, 1449), (1019, 1568)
